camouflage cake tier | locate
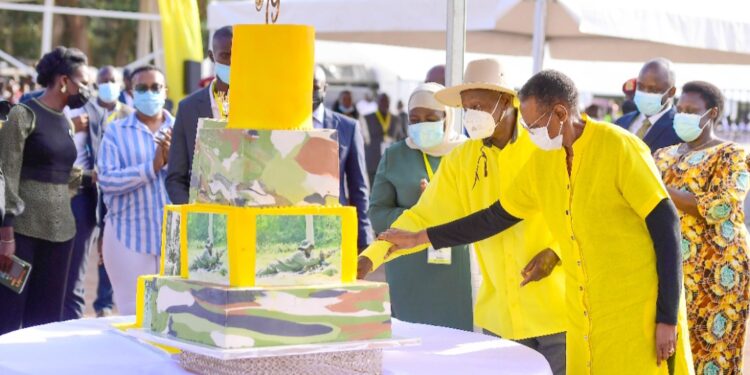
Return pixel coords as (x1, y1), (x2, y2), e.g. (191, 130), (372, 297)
(140, 276), (391, 349)
(189, 119), (340, 207)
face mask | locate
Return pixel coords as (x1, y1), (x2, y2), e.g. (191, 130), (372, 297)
(463, 98), (502, 139)
(526, 111), (563, 151)
(66, 78), (91, 109)
(215, 62), (230, 84)
(134, 90), (165, 117)
(338, 103), (354, 113)
(634, 89), (668, 116)
(97, 82), (120, 104)
(312, 90), (325, 110)
(674, 110), (711, 142)
(408, 120), (445, 149)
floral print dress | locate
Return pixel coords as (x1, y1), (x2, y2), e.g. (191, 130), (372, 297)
(654, 142), (750, 375)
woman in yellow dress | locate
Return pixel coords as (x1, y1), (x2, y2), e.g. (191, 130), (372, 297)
(653, 81), (750, 374)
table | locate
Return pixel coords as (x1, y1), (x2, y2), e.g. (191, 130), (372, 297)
(0, 317), (551, 375)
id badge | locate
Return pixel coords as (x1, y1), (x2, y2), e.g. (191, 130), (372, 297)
(428, 246), (452, 265)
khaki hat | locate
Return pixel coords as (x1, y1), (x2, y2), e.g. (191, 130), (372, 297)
(435, 59), (517, 108)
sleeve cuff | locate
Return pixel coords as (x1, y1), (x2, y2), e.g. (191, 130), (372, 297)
(635, 193), (667, 220)
(361, 241), (392, 270)
(2, 214), (15, 227)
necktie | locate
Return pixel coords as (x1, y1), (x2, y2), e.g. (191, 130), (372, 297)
(636, 118), (652, 139)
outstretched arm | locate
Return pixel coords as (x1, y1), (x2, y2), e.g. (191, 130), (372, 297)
(378, 200), (522, 253)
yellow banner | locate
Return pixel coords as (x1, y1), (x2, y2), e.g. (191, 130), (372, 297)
(157, 0), (203, 108)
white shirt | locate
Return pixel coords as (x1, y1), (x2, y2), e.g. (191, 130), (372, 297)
(313, 103), (325, 129)
(629, 103), (672, 137)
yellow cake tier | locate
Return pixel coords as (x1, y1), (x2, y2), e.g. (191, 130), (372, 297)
(228, 24), (314, 130)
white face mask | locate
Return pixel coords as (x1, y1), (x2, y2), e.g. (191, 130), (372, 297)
(523, 111), (564, 151)
(463, 98), (503, 140)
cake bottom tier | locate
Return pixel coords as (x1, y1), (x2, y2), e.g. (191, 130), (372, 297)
(142, 277), (392, 349)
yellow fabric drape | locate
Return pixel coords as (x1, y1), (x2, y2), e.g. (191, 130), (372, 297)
(157, 0), (203, 108)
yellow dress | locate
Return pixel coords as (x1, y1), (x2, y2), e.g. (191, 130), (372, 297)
(362, 124), (566, 340)
(498, 116), (693, 374)
(654, 142), (750, 374)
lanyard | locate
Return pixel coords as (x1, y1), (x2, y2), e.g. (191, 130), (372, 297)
(422, 152), (434, 181)
(105, 102), (120, 126)
(375, 111), (391, 134)
(212, 80), (228, 120)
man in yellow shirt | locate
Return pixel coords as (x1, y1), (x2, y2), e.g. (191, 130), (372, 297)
(358, 59), (566, 374)
(379, 70), (694, 374)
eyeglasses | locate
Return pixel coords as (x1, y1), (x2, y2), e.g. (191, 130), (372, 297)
(134, 83), (164, 94)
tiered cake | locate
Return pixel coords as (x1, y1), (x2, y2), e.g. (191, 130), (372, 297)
(133, 24), (391, 351)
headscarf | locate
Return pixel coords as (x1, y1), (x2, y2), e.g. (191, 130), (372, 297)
(405, 83), (466, 156)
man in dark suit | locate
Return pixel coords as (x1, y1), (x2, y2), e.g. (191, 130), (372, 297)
(166, 26), (233, 204)
(615, 58), (681, 152)
(313, 66), (373, 250)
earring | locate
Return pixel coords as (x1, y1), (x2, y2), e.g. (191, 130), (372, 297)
(61, 84), (66, 94)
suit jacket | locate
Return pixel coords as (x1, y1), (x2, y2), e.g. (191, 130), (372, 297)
(363, 112), (404, 178)
(322, 109), (374, 249)
(614, 107), (681, 153)
(166, 86), (213, 204)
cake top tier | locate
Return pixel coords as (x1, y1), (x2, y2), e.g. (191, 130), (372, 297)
(228, 24), (315, 130)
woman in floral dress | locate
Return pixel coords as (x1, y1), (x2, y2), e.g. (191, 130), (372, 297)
(654, 81), (750, 374)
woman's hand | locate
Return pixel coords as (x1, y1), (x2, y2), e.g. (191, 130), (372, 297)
(520, 248), (560, 286)
(419, 179), (428, 193)
(655, 323), (677, 366)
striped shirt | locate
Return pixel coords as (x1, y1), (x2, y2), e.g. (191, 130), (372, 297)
(97, 110), (174, 255)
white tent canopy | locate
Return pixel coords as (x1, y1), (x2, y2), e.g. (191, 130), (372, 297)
(209, 0), (750, 64)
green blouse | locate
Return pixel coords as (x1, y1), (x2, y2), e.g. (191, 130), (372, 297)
(0, 104), (77, 242)
(369, 141), (473, 331)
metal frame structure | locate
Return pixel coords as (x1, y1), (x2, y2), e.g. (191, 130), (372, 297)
(0, 0), (162, 75)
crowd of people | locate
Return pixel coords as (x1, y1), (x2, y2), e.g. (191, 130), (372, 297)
(0, 24), (748, 375)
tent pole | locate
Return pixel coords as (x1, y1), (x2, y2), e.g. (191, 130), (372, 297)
(446, 0), (466, 88)
(41, 0), (54, 57)
(446, 0), (466, 135)
(531, 0), (548, 73)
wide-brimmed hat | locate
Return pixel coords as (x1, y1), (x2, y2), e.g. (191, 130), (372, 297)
(435, 59), (517, 108)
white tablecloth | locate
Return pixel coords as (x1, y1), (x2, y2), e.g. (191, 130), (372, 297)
(0, 317), (551, 375)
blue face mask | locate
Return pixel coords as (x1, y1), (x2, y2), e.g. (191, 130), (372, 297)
(215, 62), (230, 85)
(134, 90), (165, 117)
(408, 120), (445, 149)
(97, 82), (120, 104)
(634, 89), (668, 116)
(674, 110), (710, 142)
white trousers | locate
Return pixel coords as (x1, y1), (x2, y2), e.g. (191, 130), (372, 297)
(102, 224), (159, 315)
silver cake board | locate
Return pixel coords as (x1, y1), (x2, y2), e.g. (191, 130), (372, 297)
(124, 329), (420, 375)
(124, 328), (420, 359)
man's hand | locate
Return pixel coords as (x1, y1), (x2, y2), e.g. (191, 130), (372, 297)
(153, 129), (172, 172)
(378, 229), (429, 256)
(357, 256), (373, 279)
(419, 179), (428, 193)
(521, 248), (560, 286)
(655, 323), (677, 366)
(72, 114), (89, 133)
